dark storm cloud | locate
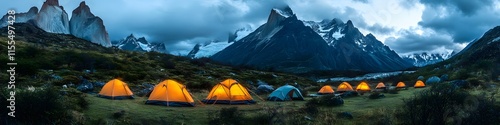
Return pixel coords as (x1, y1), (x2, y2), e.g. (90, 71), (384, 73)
(385, 29), (461, 54)
(389, 0), (500, 55)
(419, 0), (494, 16)
(355, 21), (395, 35)
(290, 4), (395, 35)
(418, 1), (500, 43)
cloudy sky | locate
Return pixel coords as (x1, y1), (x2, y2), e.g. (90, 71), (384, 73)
(2, 0), (500, 55)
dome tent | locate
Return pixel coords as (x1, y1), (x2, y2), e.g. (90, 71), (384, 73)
(414, 80), (426, 88)
(356, 81), (371, 92)
(396, 82), (406, 88)
(337, 82), (354, 92)
(268, 85), (304, 101)
(317, 85), (335, 94)
(98, 79), (134, 99)
(375, 82), (386, 89)
(202, 79), (255, 104)
(146, 79), (195, 107)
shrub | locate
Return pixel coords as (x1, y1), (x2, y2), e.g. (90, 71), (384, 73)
(451, 69), (471, 80)
(307, 94), (344, 107)
(369, 92), (385, 99)
(397, 83), (500, 125)
(1, 87), (69, 124)
(466, 78), (482, 87)
(190, 57), (211, 67)
(209, 107), (244, 125)
(388, 88), (399, 94)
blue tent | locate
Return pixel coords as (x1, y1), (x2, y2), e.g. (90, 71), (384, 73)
(267, 85), (304, 101)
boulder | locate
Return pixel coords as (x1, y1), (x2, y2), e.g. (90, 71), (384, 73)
(340, 91), (359, 98)
(440, 74), (449, 81)
(256, 84), (274, 94)
(135, 83), (155, 97)
(417, 76), (425, 80)
(426, 76), (441, 85)
(76, 79), (94, 92)
(257, 80), (269, 86)
(51, 74), (62, 80)
(93, 81), (105, 87)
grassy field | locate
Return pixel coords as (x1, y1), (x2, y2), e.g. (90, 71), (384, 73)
(83, 87), (428, 125)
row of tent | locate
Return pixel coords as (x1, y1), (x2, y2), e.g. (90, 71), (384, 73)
(96, 79), (425, 107)
(317, 80), (426, 94)
(96, 79), (306, 106)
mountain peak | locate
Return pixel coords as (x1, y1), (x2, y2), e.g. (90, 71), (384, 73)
(271, 5), (294, 18)
(331, 18), (344, 24)
(127, 34), (136, 39)
(72, 1), (94, 17)
(45, 0), (59, 6)
(346, 20), (354, 27)
(28, 6), (38, 14)
(366, 33), (376, 39)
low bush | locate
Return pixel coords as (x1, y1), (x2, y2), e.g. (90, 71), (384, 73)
(307, 94), (344, 107)
(368, 92), (385, 99)
(208, 107), (244, 125)
(397, 83), (500, 125)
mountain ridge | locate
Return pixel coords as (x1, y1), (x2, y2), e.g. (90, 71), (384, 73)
(211, 6), (412, 73)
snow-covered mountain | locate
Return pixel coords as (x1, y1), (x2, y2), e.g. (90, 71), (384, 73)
(35, 0), (70, 34)
(0, 7), (38, 28)
(401, 51), (456, 67)
(186, 26), (254, 59)
(211, 6), (412, 73)
(69, 1), (111, 47)
(113, 34), (168, 53)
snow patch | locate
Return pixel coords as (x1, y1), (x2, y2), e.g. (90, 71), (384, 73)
(138, 42), (151, 52)
(331, 28), (344, 40)
(273, 8), (292, 18)
(491, 36), (500, 43)
(235, 29), (253, 41)
(317, 71), (416, 82)
(194, 42), (234, 58)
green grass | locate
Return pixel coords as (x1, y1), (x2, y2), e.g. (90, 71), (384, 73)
(83, 87), (428, 124)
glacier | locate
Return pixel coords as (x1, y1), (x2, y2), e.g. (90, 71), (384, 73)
(194, 42), (234, 58)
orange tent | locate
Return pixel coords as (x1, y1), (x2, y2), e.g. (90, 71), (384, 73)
(98, 79), (134, 99)
(396, 82), (406, 88)
(376, 82), (386, 89)
(146, 79), (195, 107)
(202, 79), (255, 104)
(356, 81), (371, 92)
(414, 80), (426, 88)
(318, 85), (335, 94)
(337, 82), (354, 92)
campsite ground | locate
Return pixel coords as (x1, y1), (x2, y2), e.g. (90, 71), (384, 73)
(83, 87), (429, 124)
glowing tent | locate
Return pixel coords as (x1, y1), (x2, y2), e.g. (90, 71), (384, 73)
(337, 82), (354, 92)
(202, 79), (255, 104)
(268, 85), (304, 101)
(146, 79), (195, 107)
(318, 85), (335, 94)
(396, 82), (406, 88)
(98, 79), (134, 99)
(414, 80), (426, 88)
(375, 82), (386, 89)
(356, 81), (371, 92)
